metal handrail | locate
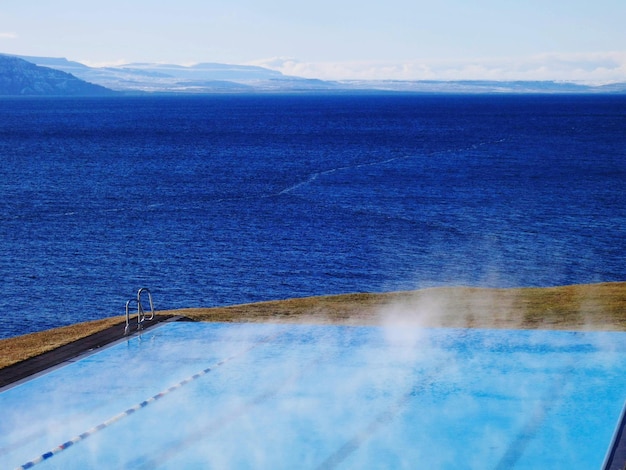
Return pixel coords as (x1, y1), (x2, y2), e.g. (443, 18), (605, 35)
(124, 288), (155, 335)
(124, 298), (139, 335)
(137, 287), (155, 322)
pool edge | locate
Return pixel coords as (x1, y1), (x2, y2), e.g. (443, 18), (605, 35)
(0, 315), (192, 390)
(604, 400), (626, 470)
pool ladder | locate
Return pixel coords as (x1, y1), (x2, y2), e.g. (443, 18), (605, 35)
(124, 288), (155, 335)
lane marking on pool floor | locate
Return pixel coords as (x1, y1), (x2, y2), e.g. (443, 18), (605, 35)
(493, 361), (575, 470)
(126, 349), (335, 469)
(14, 329), (285, 470)
(316, 371), (439, 470)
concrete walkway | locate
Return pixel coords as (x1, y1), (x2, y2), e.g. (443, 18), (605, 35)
(0, 315), (190, 390)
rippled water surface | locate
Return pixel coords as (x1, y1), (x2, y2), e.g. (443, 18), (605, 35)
(1, 94), (625, 337)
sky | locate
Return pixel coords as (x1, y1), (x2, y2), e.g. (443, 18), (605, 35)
(1, 0), (625, 83)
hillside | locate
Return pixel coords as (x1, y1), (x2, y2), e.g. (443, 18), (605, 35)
(0, 55), (115, 96)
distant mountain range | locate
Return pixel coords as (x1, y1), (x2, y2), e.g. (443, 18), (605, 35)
(0, 55), (114, 96)
(10, 55), (336, 94)
(2, 53), (626, 96)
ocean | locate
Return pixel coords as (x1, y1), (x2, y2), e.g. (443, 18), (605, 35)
(1, 93), (625, 338)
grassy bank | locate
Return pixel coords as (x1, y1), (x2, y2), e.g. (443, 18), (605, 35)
(1, 282), (625, 370)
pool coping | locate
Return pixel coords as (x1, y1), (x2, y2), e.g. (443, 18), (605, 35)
(0, 315), (192, 390)
(605, 401), (626, 470)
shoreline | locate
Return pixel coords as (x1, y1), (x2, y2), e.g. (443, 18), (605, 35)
(1, 282), (625, 371)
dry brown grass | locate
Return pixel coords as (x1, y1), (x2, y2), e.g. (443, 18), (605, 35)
(1, 282), (625, 370)
(164, 282), (626, 331)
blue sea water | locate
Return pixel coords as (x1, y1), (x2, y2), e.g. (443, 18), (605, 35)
(1, 94), (625, 338)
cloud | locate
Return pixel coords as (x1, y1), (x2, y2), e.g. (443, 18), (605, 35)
(0, 32), (17, 39)
(79, 58), (131, 68)
(250, 52), (626, 84)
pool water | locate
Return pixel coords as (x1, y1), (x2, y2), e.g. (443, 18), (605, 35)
(1, 322), (625, 469)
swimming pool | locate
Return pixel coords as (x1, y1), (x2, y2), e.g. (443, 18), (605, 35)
(1, 322), (625, 469)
